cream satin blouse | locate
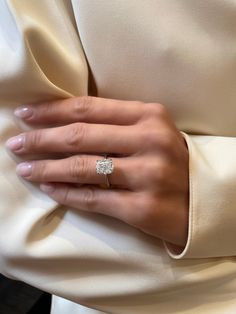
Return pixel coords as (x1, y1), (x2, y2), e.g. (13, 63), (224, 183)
(1, 1), (236, 313)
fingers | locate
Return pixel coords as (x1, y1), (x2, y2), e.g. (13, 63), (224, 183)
(16, 155), (135, 188)
(39, 183), (137, 224)
(14, 96), (145, 126)
(6, 123), (139, 155)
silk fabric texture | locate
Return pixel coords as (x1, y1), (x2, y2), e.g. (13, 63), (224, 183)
(0, 1), (236, 313)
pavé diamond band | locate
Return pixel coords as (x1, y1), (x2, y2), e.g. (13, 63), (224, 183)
(96, 154), (114, 188)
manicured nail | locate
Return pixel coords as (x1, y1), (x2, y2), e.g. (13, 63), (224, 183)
(14, 106), (34, 119)
(40, 184), (55, 194)
(5, 134), (25, 151)
(16, 162), (32, 177)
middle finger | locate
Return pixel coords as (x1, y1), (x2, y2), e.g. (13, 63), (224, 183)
(6, 123), (139, 155)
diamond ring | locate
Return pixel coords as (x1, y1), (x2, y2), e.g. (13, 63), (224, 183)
(96, 154), (114, 188)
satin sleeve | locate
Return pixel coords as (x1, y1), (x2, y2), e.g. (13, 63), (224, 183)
(164, 132), (236, 259)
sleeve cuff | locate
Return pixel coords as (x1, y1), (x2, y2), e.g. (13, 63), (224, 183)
(163, 132), (236, 259)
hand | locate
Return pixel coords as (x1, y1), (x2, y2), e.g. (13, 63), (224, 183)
(6, 97), (189, 248)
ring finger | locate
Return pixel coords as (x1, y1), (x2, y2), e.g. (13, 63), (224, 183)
(16, 155), (137, 188)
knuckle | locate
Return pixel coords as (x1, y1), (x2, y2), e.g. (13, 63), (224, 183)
(69, 156), (89, 180)
(68, 157), (81, 180)
(33, 162), (47, 181)
(65, 123), (86, 148)
(74, 96), (93, 116)
(27, 130), (43, 149)
(141, 126), (177, 152)
(82, 187), (97, 209)
(138, 128), (178, 161)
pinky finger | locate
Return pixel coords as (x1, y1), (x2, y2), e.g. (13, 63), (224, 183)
(39, 183), (136, 224)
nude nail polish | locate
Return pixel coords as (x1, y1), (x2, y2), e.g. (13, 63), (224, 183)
(14, 106), (34, 119)
(5, 134), (25, 151)
(16, 162), (32, 177)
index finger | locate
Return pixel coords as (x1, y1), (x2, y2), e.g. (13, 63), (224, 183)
(14, 96), (145, 126)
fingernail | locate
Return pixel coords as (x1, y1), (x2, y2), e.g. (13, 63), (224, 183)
(14, 106), (34, 119)
(40, 184), (55, 194)
(5, 134), (25, 151)
(16, 162), (32, 177)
